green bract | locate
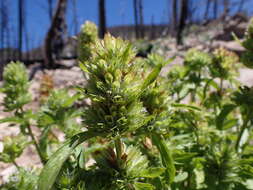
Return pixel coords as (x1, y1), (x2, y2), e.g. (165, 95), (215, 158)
(0, 135), (29, 163)
(184, 49), (212, 71)
(239, 18), (253, 68)
(79, 21), (98, 62)
(2, 19), (253, 190)
(37, 89), (82, 137)
(209, 48), (239, 79)
(232, 86), (253, 107)
(81, 34), (149, 137)
(0, 168), (38, 190)
(2, 61), (31, 111)
(79, 143), (164, 190)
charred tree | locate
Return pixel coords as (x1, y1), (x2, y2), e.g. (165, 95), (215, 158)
(133, 0), (144, 39)
(138, 0), (144, 38)
(204, 0), (211, 20)
(213, 0), (218, 19)
(176, 0), (188, 45)
(0, 0), (4, 51)
(171, 0), (178, 34)
(133, 0), (139, 38)
(99, 0), (107, 38)
(18, 0), (24, 61)
(0, 0), (9, 58)
(44, 0), (68, 69)
(23, 0), (29, 61)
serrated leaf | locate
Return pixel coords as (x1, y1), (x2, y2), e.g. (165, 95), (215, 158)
(133, 182), (155, 190)
(140, 167), (165, 178)
(38, 131), (98, 190)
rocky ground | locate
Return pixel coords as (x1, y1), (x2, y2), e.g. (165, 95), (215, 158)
(1, 15), (253, 184)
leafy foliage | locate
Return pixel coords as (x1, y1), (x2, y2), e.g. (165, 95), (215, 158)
(1, 61), (31, 111)
(79, 21), (98, 62)
(1, 20), (253, 190)
(0, 135), (29, 163)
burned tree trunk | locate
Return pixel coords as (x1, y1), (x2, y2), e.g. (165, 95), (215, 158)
(0, 0), (9, 60)
(133, 0), (144, 39)
(133, 0), (139, 38)
(44, 0), (67, 69)
(18, 0), (24, 61)
(213, 0), (218, 19)
(204, 0), (211, 20)
(138, 0), (144, 38)
(176, 0), (188, 45)
(99, 0), (107, 38)
(171, 0), (178, 34)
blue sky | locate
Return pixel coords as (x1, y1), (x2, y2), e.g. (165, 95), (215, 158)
(6, 0), (253, 50)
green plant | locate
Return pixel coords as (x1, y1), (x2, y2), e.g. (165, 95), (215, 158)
(79, 21), (98, 62)
(0, 63), (84, 189)
(1, 20), (253, 190)
(38, 34), (169, 190)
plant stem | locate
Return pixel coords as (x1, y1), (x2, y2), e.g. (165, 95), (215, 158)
(27, 124), (45, 164)
(235, 113), (251, 152)
(13, 160), (19, 169)
(115, 138), (123, 162)
(220, 78), (223, 94)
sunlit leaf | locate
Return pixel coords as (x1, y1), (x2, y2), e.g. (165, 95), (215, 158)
(38, 131), (98, 190)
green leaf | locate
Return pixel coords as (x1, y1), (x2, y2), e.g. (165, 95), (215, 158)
(141, 57), (174, 91)
(232, 32), (244, 47)
(172, 103), (201, 111)
(0, 116), (24, 124)
(216, 104), (237, 130)
(140, 167), (165, 178)
(141, 63), (163, 90)
(133, 182), (155, 190)
(62, 93), (81, 107)
(38, 131), (98, 190)
(174, 172), (188, 183)
(79, 62), (89, 73)
(202, 79), (219, 99)
(152, 133), (175, 184)
(223, 119), (238, 130)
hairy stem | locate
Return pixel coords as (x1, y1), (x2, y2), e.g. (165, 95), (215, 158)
(27, 124), (46, 164)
